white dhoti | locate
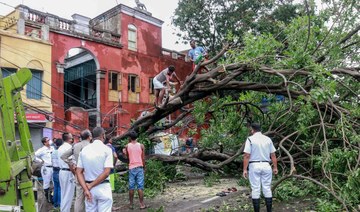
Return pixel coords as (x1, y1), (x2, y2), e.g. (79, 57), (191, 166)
(41, 166), (53, 189)
(85, 183), (113, 212)
(59, 170), (75, 212)
(153, 78), (164, 89)
(249, 162), (272, 199)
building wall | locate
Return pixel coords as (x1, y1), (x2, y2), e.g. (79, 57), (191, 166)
(120, 13), (162, 56)
(1, 4), (192, 138)
(0, 30), (53, 149)
(0, 10), (19, 31)
(0, 30), (52, 110)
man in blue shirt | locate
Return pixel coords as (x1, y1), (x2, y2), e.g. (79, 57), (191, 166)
(188, 40), (207, 67)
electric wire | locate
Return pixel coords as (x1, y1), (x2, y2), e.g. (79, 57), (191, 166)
(1, 68), (87, 130)
(1, 58), (117, 129)
(0, 55), (98, 109)
(23, 102), (85, 131)
(1, 65), (93, 127)
(1, 43), (98, 85)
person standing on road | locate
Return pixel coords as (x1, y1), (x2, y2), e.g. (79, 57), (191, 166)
(34, 137), (54, 204)
(61, 129), (92, 212)
(122, 131), (147, 210)
(58, 132), (75, 212)
(243, 123), (278, 212)
(51, 138), (63, 209)
(76, 127), (114, 212)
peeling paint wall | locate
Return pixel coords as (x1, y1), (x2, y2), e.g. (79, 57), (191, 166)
(49, 8), (191, 136)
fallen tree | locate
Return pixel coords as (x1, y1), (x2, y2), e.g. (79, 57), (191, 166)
(114, 0), (359, 210)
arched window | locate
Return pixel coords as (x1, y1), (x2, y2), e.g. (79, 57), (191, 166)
(128, 24), (137, 51)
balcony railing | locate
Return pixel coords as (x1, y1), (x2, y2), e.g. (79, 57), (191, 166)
(22, 6), (121, 46)
(161, 48), (189, 62)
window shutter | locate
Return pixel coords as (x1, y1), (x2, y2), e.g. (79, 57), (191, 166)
(26, 70), (42, 100)
(135, 76), (141, 93)
(117, 73), (123, 91)
(149, 78), (154, 94)
(108, 72), (112, 89)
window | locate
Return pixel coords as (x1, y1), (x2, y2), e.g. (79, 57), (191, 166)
(1, 67), (16, 77)
(128, 75), (140, 93)
(128, 24), (137, 51)
(26, 70), (43, 100)
(149, 78), (154, 94)
(108, 71), (122, 91)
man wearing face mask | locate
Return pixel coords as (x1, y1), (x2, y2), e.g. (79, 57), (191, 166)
(34, 137), (54, 204)
(61, 129), (92, 212)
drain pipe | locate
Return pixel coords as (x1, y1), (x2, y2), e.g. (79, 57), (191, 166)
(96, 70), (101, 127)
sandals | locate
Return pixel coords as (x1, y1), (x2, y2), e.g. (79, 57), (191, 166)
(140, 205), (148, 210)
(129, 204), (148, 210)
(216, 187), (238, 197)
(216, 191), (228, 197)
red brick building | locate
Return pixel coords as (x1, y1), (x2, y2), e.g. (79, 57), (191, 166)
(13, 4), (192, 138)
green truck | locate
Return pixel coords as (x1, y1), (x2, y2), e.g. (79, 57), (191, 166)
(0, 68), (36, 211)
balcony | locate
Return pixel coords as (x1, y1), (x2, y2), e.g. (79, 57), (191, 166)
(18, 5), (122, 47)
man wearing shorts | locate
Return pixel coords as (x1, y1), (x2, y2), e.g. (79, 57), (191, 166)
(123, 131), (146, 209)
(153, 65), (181, 107)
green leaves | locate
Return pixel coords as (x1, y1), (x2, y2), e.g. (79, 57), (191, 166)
(173, 0), (300, 53)
(274, 179), (315, 201)
(234, 33), (283, 65)
(170, 0), (359, 210)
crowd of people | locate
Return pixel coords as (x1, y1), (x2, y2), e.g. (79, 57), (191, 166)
(34, 124), (277, 212)
(34, 128), (146, 212)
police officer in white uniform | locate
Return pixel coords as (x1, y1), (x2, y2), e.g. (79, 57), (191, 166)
(58, 132), (75, 212)
(243, 123), (278, 212)
(76, 127), (113, 212)
(34, 137), (54, 203)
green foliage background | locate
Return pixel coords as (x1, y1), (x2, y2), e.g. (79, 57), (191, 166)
(173, 0), (359, 210)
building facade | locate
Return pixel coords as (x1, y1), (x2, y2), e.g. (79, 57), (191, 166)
(0, 27), (53, 149)
(1, 3), (192, 141)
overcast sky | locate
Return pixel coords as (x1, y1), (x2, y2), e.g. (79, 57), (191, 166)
(0, 0), (189, 51)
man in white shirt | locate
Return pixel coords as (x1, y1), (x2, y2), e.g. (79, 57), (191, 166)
(51, 138), (63, 209)
(58, 132), (75, 212)
(61, 129), (92, 212)
(243, 123), (278, 212)
(34, 137), (54, 203)
(77, 127), (113, 212)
